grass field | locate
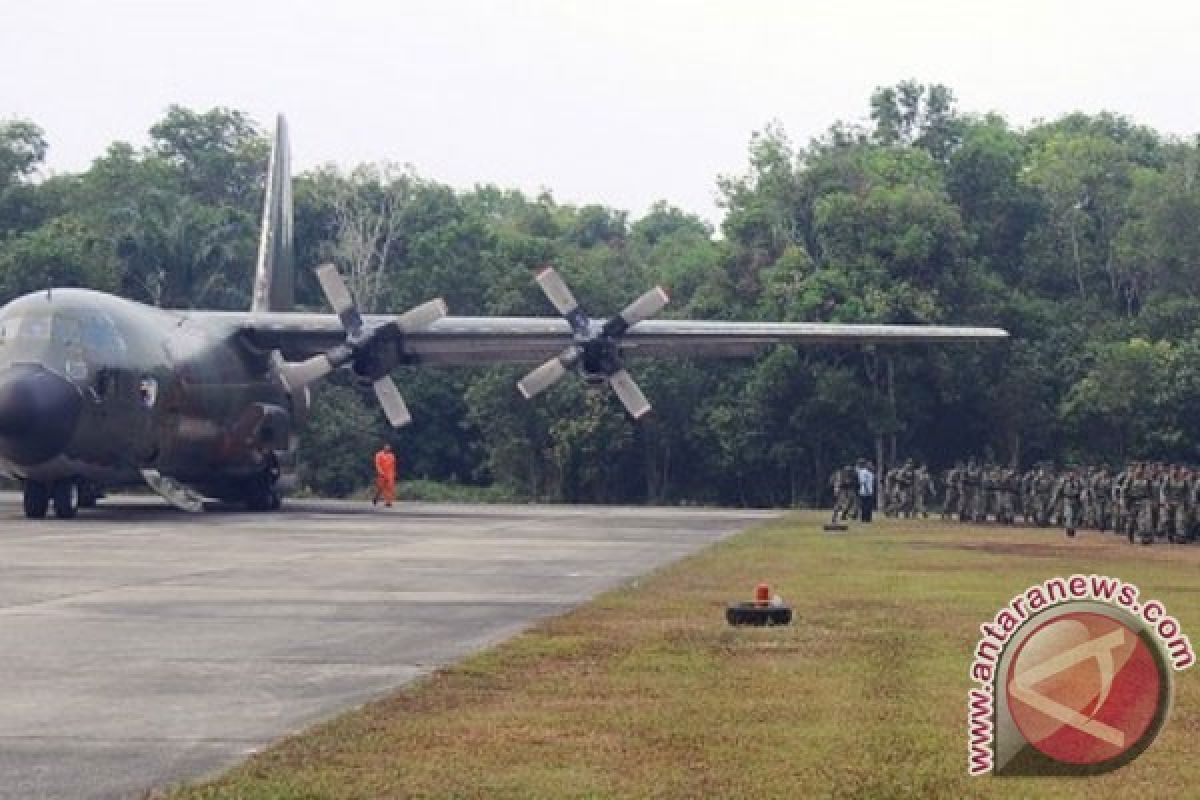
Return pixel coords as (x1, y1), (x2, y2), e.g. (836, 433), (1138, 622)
(169, 513), (1200, 799)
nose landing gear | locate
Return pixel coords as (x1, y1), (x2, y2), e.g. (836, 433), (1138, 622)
(22, 481), (48, 518)
(51, 480), (79, 519)
(22, 479), (80, 519)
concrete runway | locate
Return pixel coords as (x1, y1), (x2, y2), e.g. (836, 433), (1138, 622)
(0, 496), (776, 799)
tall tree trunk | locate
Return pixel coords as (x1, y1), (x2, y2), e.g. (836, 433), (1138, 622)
(814, 448), (826, 508)
(887, 355), (897, 465)
(875, 435), (885, 498)
(1069, 217), (1086, 302)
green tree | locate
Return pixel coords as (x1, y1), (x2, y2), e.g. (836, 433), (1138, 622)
(149, 106), (267, 206)
(1060, 338), (1175, 461)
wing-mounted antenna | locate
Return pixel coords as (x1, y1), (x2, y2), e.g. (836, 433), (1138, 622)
(251, 114), (294, 312)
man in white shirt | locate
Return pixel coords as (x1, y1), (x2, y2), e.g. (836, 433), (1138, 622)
(857, 459), (876, 523)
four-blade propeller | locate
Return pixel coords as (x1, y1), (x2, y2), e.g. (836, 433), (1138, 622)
(277, 263), (663, 425)
(274, 263), (447, 428)
(516, 266), (668, 419)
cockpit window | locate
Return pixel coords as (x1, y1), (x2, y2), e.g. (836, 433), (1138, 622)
(0, 311), (126, 354)
(80, 313), (127, 355)
(0, 313), (54, 343)
(55, 316), (82, 348)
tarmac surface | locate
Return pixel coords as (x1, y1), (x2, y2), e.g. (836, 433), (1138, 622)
(0, 495), (776, 800)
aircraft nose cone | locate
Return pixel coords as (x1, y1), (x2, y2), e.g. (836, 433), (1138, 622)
(0, 364), (82, 466)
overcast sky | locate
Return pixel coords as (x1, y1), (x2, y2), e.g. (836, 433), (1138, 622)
(4, 0), (1199, 225)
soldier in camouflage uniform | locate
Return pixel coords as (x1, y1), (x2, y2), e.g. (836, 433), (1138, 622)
(1053, 466), (1086, 538)
(883, 466), (900, 517)
(832, 464), (859, 523)
(1125, 464), (1156, 545)
(914, 465), (934, 518)
(1080, 466), (1095, 528)
(942, 462), (963, 520)
(961, 458), (984, 523)
(1020, 468), (1036, 523)
(981, 465), (1000, 522)
(995, 467), (1019, 525)
(894, 459), (916, 518)
(1031, 464), (1056, 527)
(1189, 472), (1200, 543)
(1159, 465), (1192, 544)
(1112, 464), (1131, 535)
(1089, 467), (1113, 532)
(1148, 463), (1164, 535)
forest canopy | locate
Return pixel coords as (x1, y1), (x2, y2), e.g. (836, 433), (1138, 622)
(4, 83), (1200, 506)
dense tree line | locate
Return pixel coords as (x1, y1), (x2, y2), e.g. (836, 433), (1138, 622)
(5, 84), (1200, 506)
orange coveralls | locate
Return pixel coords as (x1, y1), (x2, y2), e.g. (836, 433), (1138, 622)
(374, 449), (397, 506)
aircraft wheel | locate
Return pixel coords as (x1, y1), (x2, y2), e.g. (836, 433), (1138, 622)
(23, 482), (49, 519)
(52, 480), (79, 519)
(78, 484), (100, 509)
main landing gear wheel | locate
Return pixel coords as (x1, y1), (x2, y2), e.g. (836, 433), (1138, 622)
(78, 485), (100, 509)
(52, 479), (79, 519)
(22, 482), (48, 519)
(245, 458), (282, 512)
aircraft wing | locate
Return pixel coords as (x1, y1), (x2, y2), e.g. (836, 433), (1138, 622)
(190, 259), (1006, 423)
(208, 312), (1008, 365)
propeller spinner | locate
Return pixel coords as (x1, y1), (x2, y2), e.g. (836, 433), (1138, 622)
(274, 263), (447, 428)
(517, 267), (668, 419)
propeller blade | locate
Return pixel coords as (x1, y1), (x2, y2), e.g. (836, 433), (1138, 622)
(316, 263), (363, 335)
(517, 359), (568, 399)
(373, 376), (412, 428)
(608, 369), (652, 419)
(396, 297), (449, 331)
(603, 286), (670, 338)
(276, 354), (333, 393)
(517, 346), (581, 399)
(620, 286), (669, 326)
(534, 267), (580, 316)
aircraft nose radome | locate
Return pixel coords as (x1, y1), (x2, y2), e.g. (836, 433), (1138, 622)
(0, 364), (82, 466)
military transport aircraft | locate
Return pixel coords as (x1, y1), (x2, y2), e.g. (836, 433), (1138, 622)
(0, 117), (1007, 518)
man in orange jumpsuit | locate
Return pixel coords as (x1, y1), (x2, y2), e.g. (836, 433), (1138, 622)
(373, 443), (397, 507)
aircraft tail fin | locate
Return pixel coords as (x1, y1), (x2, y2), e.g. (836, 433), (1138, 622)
(251, 114), (294, 312)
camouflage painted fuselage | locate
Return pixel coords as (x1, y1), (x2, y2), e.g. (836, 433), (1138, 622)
(0, 289), (299, 501)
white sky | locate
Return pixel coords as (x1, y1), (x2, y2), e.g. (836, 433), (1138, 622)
(3, 0), (1200, 226)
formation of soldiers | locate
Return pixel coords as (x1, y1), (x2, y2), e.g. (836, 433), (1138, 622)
(883, 459), (936, 519)
(830, 458), (1200, 545)
(939, 459), (1200, 545)
(829, 458), (935, 521)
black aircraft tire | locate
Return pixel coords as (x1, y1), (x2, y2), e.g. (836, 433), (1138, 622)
(78, 488), (98, 509)
(23, 482), (49, 519)
(725, 603), (793, 627)
(52, 480), (79, 520)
